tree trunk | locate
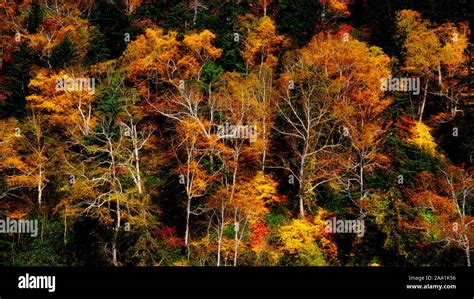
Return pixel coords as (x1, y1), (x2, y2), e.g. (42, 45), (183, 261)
(359, 152), (365, 216)
(419, 79), (429, 122)
(193, 0), (198, 24)
(184, 196), (191, 256)
(63, 207), (67, 245)
(360, 165), (363, 199)
(216, 200), (224, 266)
(261, 128), (266, 172)
(112, 198), (121, 266)
(134, 145), (143, 197)
(218, 157), (238, 265)
(466, 245), (471, 267)
(37, 167), (43, 207)
(438, 63), (442, 86)
(261, 100), (267, 172)
(233, 211), (239, 266)
(298, 146), (308, 218)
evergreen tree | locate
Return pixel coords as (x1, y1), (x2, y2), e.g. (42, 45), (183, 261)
(26, 2), (44, 34)
(89, 0), (136, 58)
(276, 0), (321, 46)
(50, 35), (78, 69)
(0, 42), (36, 118)
(85, 26), (111, 65)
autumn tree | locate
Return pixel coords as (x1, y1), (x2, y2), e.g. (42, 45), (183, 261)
(175, 119), (219, 255)
(314, 35), (391, 217)
(239, 15), (287, 171)
(205, 70), (263, 266)
(278, 209), (337, 266)
(395, 10), (469, 122)
(276, 49), (341, 218)
(0, 115), (48, 212)
(123, 26), (223, 257)
(319, 0), (350, 31)
(280, 33), (391, 218)
(230, 172), (280, 265)
(25, 2), (91, 68)
(410, 167), (473, 266)
(27, 68), (97, 135)
(58, 69), (153, 265)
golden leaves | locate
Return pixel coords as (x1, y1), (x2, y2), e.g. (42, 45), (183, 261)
(396, 10), (469, 75)
(123, 28), (221, 82)
(278, 218), (329, 266)
(408, 121), (441, 158)
(327, 0), (350, 17)
(233, 172), (280, 222)
(6, 176), (38, 188)
(298, 34), (391, 141)
(26, 69), (96, 132)
(183, 30), (223, 60)
(241, 16), (288, 70)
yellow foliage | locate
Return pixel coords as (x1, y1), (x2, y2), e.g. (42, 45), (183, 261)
(369, 262), (381, 267)
(278, 219), (328, 265)
(408, 121), (441, 157)
(172, 260), (190, 266)
(27, 69), (96, 132)
(233, 172), (281, 225)
(279, 219), (317, 254)
(397, 10), (469, 76)
(439, 29), (468, 70)
(328, 0), (350, 17)
(241, 16), (287, 70)
(0, 118), (48, 198)
(6, 175), (37, 188)
(301, 35), (390, 115)
(123, 27), (221, 82)
(27, 12), (90, 61)
(183, 30), (223, 60)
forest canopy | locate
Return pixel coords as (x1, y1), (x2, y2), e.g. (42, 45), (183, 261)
(0, 0), (472, 267)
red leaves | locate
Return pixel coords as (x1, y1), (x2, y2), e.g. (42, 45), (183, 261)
(43, 19), (58, 31)
(155, 225), (186, 248)
(250, 222), (269, 248)
(336, 24), (354, 37)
